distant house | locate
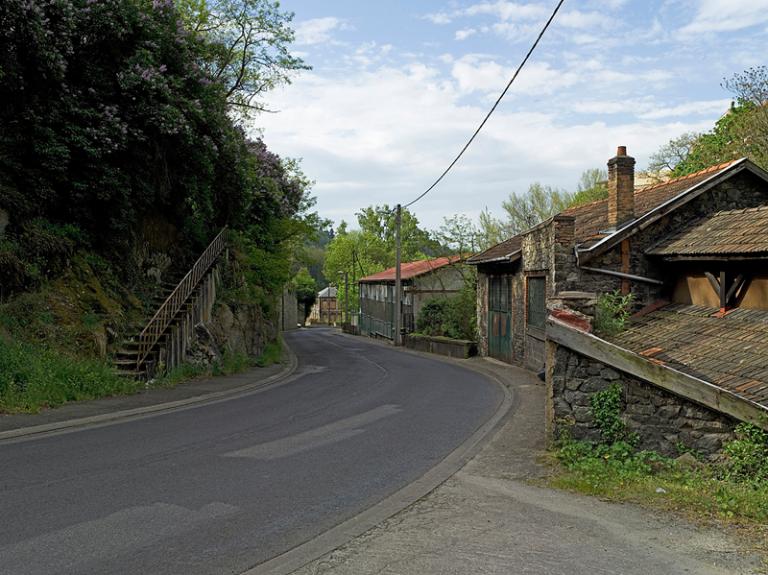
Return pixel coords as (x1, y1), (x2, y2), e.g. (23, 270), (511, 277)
(358, 256), (465, 340)
(309, 286), (340, 325)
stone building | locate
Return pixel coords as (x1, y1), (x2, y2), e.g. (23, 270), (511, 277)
(309, 286), (340, 325)
(469, 147), (768, 455)
(358, 256), (465, 340)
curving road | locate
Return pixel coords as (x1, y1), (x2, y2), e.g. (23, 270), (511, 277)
(0, 328), (503, 575)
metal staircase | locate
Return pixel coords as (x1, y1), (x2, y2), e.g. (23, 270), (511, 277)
(114, 229), (227, 379)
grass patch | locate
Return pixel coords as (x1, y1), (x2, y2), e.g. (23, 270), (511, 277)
(548, 385), (768, 558)
(0, 338), (139, 413)
(255, 339), (283, 367)
(550, 439), (768, 525)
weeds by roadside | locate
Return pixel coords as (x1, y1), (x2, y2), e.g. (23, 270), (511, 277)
(254, 339), (283, 367)
(548, 385), (768, 543)
(0, 338), (140, 413)
(1, 339), (284, 414)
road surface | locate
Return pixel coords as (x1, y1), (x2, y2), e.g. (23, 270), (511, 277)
(0, 328), (502, 575)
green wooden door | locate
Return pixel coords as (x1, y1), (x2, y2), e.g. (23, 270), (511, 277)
(488, 276), (512, 363)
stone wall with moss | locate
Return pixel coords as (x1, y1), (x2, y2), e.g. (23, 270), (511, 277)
(549, 342), (737, 457)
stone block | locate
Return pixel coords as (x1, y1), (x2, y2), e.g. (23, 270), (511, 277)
(655, 405), (681, 420)
(580, 376), (609, 394)
(599, 368), (620, 381)
(564, 377), (581, 391)
(693, 434), (726, 454)
(572, 406), (593, 423)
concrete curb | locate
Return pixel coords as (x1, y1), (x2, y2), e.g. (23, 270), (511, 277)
(242, 337), (516, 575)
(0, 341), (299, 442)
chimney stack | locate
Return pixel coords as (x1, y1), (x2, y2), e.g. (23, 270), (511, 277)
(607, 146), (635, 229)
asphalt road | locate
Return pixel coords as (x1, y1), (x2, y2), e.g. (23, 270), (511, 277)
(0, 329), (503, 575)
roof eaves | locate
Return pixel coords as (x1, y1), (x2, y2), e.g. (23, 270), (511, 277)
(577, 158), (755, 264)
(467, 249), (522, 265)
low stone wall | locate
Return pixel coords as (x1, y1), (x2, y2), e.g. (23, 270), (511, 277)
(549, 343), (737, 457)
(404, 334), (477, 359)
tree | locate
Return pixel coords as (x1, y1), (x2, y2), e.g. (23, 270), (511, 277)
(355, 205), (439, 265)
(722, 66), (768, 169)
(179, 0), (309, 118)
(501, 183), (572, 235)
(647, 133), (700, 174)
(647, 67), (768, 176)
(570, 168), (608, 207)
(434, 214), (480, 258)
(292, 267), (316, 322)
(477, 208), (510, 250)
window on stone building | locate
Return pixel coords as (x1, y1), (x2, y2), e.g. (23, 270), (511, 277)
(527, 276), (546, 331)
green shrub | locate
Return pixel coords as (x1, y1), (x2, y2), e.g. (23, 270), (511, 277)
(722, 423), (768, 484)
(415, 273), (477, 341)
(590, 383), (638, 445)
(594, 290), (635, 336)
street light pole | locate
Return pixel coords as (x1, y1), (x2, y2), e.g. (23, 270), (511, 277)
(394, 204), (402, 346)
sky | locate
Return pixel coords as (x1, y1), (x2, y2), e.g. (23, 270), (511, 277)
(251, 0), (768, 231)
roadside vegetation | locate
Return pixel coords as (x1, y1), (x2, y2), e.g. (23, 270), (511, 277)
(549, 385), (768, 544)
(0, 0), (317, 411)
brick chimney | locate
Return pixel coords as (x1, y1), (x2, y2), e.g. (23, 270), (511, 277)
(607, 146), (635, 229)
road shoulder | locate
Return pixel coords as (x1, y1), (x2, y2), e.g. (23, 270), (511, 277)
(0, 341), (298, 441)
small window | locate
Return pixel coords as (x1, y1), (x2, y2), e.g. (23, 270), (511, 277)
(527, 276), (546, 331)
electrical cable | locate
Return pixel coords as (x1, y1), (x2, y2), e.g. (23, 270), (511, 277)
(402, 0), (565, 209)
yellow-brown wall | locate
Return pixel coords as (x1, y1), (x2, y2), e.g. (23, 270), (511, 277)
(673, 274), (768, 310)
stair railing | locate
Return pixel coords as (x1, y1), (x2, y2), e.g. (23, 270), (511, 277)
(136, 228), (227, 371)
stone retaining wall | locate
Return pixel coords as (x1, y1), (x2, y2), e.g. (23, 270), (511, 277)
(404, 335), (477, 359)
(550, 343), (737, 457)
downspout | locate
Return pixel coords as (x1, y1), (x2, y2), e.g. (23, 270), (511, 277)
(575, 247), (664, 286)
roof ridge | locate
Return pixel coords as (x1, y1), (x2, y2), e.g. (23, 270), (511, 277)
(635, 159), (740, 195)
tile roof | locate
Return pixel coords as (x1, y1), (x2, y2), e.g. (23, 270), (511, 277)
(647, 206), (768, 257)
(359, 255), (462, 283)
(317, 286), (337, 298)
(466, 236), (523, 265)
(562, 160), (742, 249)
(472, 160), (743, 261)
(612, 303), (768, 409)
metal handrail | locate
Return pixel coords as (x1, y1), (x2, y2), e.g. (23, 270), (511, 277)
(136, 228), (227, 371)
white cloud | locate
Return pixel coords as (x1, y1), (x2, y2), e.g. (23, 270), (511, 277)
(455, 28), (477, 41)
(638, 99), (731, 120)
(254, 53), (718, 228)
(294, 17), (350, 45)
(451, 55), (579, 96)
(557, 10), (610, 30)
(424, 12), (453, 25)
(464, 1), (549, 21)
(681, 0), (768, 33)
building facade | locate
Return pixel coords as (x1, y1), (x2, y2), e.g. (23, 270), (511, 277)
(469, 148), (768, 371)
(358, 256), (466, 340)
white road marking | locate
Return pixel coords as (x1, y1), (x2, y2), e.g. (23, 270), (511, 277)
(222, 404), (402, 461)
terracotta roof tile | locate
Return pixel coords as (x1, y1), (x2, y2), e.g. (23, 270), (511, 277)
(648, 206), (768, 257)
(359, 255), (462, 283)
(562, 159), (741, 247)
(612, 303), (768, 409)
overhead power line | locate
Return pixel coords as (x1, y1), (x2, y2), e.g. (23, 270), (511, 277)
(402, 0), (566, 209)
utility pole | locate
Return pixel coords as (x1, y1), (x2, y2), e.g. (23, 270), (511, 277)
(339, 271), (349, 327)
(394, 204), (402, 346)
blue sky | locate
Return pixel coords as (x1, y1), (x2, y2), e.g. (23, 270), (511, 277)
(253, 0), (768, 230)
